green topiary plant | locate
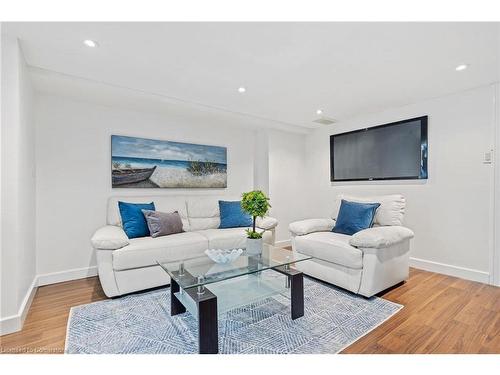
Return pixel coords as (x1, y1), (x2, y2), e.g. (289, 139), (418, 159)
(241, 190), (271, 239)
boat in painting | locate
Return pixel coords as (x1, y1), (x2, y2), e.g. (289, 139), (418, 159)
(112, 166), (157, 186)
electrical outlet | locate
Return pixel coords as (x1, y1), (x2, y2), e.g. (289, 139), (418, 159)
(483, 151), (492, 164)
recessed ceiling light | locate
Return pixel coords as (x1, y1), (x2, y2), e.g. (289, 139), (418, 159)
(455, 64), (468, 71)
(316, 109), (323, 115)
(238, 87), (246, 93)
(83, 39), (98, 48)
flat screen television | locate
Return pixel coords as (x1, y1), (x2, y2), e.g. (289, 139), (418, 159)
(330, 116), (428, 181)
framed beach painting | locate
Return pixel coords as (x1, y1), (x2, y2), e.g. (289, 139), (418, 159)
(111, 135), (227, 188)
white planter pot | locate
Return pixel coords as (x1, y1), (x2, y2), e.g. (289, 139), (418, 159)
(246, 238), (263, 256)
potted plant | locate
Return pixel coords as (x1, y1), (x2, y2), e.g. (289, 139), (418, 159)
(241, 190), (271, 255)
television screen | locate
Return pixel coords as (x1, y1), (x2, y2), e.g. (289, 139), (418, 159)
(330, 116), (428, 181)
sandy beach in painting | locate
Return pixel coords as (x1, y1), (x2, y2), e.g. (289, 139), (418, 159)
(149, 167), (227, 188)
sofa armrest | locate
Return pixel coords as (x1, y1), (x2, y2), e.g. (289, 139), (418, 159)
(289, 218), (335, 236)
(91, 225), (130, 250)
(349, 226), (414, 249)
(256, 216), (278, 230)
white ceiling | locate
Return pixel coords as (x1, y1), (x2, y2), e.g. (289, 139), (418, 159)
(3, 22), (500, 130)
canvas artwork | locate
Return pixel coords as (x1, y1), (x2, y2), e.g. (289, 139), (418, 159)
(111, 135), (227, 188)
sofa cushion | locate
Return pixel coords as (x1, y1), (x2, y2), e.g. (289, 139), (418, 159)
(197, 228), (274, 249)
(112, 232), (208, 271)
(197, 228), (248, 249)
(294, 232), (363, 269)
(186, 197), (231, 231)
(331, 194), (405, 226)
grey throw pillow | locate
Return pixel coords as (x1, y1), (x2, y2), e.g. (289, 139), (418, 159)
(141, 209), (184, 238)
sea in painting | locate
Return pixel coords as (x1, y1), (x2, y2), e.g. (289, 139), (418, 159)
(111, 135), (227, 188)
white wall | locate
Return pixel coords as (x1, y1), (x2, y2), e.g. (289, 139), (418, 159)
(268, 130), (307, 243)
(17, 37), (36, 310)
(495, 83), (500, 286)
(304, 85), (496, 283)
(0, 35), (36, 333)
(35, 94), (263, 277)
(253, 129), (270, 195)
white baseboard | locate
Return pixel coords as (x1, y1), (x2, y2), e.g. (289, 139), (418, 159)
(37, 266), (98, 286)
(274, 239), (291, 248)
(0, 277), (38, 336)
(1, 266), (98, 336)
(410, 257), (490, 284)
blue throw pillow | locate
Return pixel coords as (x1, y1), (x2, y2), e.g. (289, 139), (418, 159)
(118, 201), (156, 239)
(332, 200), (380, 236)
(219, 200), (253, 229)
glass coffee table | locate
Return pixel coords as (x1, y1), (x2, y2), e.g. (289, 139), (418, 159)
(157, 244), (312, 354)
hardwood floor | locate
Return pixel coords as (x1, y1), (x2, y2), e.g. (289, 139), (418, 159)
(343, 268), (500, 353)
(1, 268), (498, 354)
(0, 277), (107, 354)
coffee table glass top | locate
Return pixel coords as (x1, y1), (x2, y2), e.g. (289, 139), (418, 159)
(157, 244), (311, 290)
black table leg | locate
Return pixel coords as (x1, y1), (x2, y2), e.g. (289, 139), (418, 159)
(290, 272), (304, 320)
(273, 265), (305, 320)
(198, 293), (218, 354)
(170, 278), (186, 316)
(185, 286), (218, 354)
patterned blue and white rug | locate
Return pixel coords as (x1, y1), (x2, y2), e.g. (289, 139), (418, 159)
(65, 271), (402, 354)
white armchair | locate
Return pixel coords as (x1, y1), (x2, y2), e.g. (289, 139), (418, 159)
(289, 194), (414, 297)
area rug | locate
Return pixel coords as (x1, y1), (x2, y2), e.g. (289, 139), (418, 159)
(65, 271), (402, 354)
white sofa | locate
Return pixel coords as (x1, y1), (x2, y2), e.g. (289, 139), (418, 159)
(289, 194), (414, 297)
(91, 195), (278, 297)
